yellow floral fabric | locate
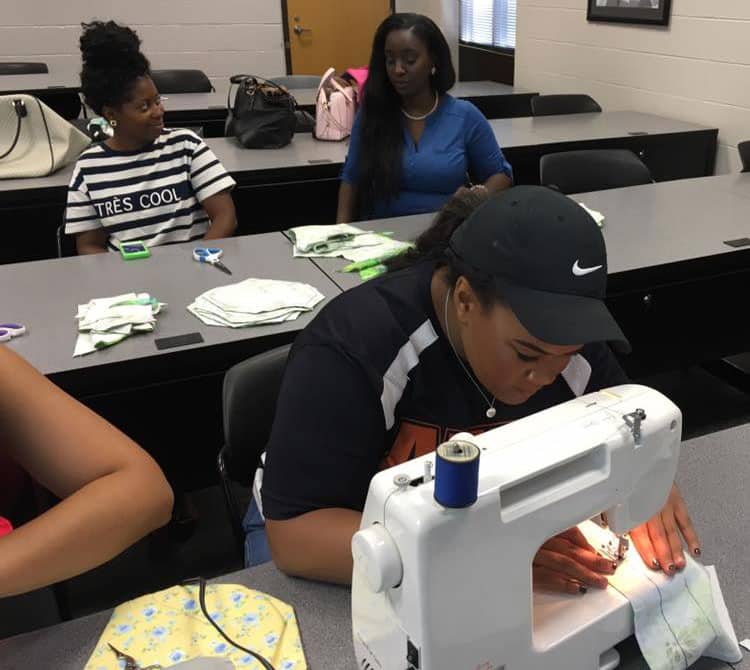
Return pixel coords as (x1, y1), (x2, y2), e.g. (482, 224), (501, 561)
(84, 583), (307, 670)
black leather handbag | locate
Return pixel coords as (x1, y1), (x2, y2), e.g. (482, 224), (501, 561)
(225, 75), (297, 149)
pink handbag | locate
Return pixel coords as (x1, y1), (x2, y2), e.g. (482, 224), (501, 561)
(314, 67), (356, 141)
(344, 67), (369, 100)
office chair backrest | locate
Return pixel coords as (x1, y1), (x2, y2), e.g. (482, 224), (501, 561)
(150, 69), (214, 94)
(222, 344), (291, 485)
(56, 220), (78, 258)
(37, 92), (82, 121)
(268, 75), (321, 90)
(540, 149), (653, 194)
(738, 141), (750, 173)
(0, 62), (49, 75)
(531, 94), (602, 117)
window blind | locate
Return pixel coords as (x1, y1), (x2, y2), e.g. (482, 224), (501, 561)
(460, 0), (517, 50)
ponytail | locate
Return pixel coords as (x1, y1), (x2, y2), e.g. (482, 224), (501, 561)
(386, 186), (490, 271)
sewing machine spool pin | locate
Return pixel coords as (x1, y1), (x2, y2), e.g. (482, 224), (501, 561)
(622, 408), (646, 444)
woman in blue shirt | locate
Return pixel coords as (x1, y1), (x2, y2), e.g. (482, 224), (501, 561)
(337, 13), (513, 222)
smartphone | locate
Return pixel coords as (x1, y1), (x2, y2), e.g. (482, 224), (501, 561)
(119, 241), (151, 260)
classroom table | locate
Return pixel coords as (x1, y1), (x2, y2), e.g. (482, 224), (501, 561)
(495, 111), (717, 184)
(2, 233), (338, 397)
(308, 173), (750, 376)
(289, 80), (537, 117)
(0, 73), (80, 95)
(0, 134), (347, 263)
(162, 81), (539, 136)
(1, 422), (747, 669)
(1, 233), (340, 488)
(0, 112), (718, 264)
(0, 73), (83, 120)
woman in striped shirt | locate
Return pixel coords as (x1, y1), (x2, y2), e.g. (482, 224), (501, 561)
(65, 21), (237, 254)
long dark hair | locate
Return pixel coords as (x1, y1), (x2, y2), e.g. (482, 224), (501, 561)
(79, 20), (151, 115)
(356, 13), (456, 218)
(387, 187), (507, 308)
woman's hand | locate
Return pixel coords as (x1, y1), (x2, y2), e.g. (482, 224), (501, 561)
(629, 483), (700, 575)
(533, 527), (617, 594)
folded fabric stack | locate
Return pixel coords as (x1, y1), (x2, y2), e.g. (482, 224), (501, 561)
(288, 223), (412, 262)
(188, 277), (325, 327)
(74, 292), (165, 356)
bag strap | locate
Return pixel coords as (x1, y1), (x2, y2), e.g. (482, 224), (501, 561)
(34, 97), (56, 174)
(316, 68), (354, 105)
(329, 76), (354, 103)
(317, 67), (336, 99)
(227, 74), (297, 109)
(0, 99), (26, 160)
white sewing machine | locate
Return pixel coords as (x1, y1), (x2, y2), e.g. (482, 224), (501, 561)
(352, 384), (682, 670)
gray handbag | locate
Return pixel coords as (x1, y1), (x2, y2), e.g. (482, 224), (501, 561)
(0, 94), (90, 179)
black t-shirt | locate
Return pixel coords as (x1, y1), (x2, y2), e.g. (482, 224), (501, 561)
(261, 259), (628, 520)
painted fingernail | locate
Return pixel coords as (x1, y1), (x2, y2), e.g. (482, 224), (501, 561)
(651, 558), (660, 569)
(579, 585), (588, 594)
(693, 547), (702, 557)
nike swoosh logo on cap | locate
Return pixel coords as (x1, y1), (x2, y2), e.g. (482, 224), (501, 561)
(572, 260), (603, 276)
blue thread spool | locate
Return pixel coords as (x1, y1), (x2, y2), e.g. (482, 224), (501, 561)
(434, 439), (481, 508)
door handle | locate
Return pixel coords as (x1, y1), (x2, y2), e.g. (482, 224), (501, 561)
(293, 24), (312, 35)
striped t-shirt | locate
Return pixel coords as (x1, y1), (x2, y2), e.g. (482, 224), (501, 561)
(65, 128), (236, 250)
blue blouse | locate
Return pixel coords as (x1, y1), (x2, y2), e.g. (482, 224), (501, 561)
(341, 94), (513, 219)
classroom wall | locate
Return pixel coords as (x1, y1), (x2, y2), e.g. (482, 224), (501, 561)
(1, 0), (286, 95)
(514, 0), (750, 174)
(3, 1), (462, 96)
(395, 0), (460, 73)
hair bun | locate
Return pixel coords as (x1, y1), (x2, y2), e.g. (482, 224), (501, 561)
(80, 20), (143, 70)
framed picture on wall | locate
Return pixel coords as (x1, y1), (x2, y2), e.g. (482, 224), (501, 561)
(587, 0), (672, 26)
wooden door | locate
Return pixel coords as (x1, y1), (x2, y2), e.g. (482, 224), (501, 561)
(285, 0), (392, 75)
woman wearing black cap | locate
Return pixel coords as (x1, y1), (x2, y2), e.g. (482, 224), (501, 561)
(250, 186), (699, 590)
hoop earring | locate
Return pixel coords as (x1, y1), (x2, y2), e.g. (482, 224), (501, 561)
(109, 119), (118, 128)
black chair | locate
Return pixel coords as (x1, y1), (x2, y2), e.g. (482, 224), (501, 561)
(738, 141), (750, 173)
(37, 92), (82, 121)
(540, 149), (653, 194)
(217, 344), (291, 558)
(531, 94), (602, 117)
(56, 221), (78, 258)
(151, 69), (214, 94)
(0, 62), (48, 75)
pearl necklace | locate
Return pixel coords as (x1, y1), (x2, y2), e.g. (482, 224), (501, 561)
(444, 289), (497, 419)
(401, 93), (439, 121)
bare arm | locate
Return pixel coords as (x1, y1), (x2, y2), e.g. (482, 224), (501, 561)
(266, 508), (362, 584)
(484, 172), (513, 194)
(75, 228), (108, 255)
(0, 346), (173, 597)
(202, 190), (237, 240)
(336, 182), (356, 224)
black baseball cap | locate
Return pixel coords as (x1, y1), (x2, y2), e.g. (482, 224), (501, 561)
(448, 185), (631, 353)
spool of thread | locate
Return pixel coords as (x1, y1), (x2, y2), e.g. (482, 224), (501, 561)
(434, 439), (480, 508)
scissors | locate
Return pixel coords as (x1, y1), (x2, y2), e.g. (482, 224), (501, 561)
(0, 323), (26, 342)
(108, 643), (162, 670)
(192, 247), (232, 275)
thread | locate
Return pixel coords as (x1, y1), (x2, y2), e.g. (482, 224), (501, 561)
(434, 439), (480, 508)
